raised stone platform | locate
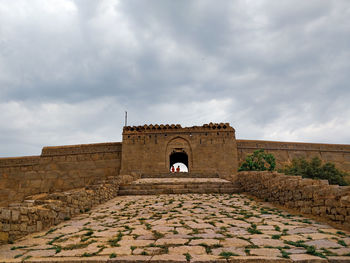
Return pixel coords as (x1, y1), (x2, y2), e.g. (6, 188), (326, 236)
(141, 173), (220, 178)
(118, 176), (240, 195)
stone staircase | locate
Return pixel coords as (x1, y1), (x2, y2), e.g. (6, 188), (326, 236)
(140, 172), (220, 178)
(118, 173), (241, 195)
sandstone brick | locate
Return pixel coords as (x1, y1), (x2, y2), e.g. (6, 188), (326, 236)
(19, 223), (27, 232)
(10, 224), (19, 231)
(0, 231), (9, 242)
(2, 224), (10, 231)
(20, 215), (29, 222)
(168, 245), (206, 255)
(11, 210), (20, 222)
(27, 225), (37, 232)
(36, 221), (42, 231)
(0, 209), (11, 220)
(289, 254), (328, 262)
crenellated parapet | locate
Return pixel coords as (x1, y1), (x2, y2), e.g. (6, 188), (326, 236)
(123, 123), (235, 134)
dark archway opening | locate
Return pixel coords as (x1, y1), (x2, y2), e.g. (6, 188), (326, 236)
(169, 152), (189, 172)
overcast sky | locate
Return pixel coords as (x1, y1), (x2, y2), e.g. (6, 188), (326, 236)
(1, 0), (350, 157)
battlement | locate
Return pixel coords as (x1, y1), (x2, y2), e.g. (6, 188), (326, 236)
(123, 122), (235, 134)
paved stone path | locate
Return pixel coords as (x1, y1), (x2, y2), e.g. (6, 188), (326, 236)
(1, 193), (350, 262)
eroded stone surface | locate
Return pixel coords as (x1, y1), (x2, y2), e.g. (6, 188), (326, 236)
(1, 193), (350, 262)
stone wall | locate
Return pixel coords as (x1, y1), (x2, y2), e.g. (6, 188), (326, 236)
(237, 140), (350, 173)
(121, 123), (238, 179)
(0, 143), (122, 207)
(238, 171), (350, 229)
(0, 176), (120, 243)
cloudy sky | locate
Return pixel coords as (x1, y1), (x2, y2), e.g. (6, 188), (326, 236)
(0, 0), (350, 157)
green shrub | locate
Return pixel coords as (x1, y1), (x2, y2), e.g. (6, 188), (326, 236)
(239, 149), (276, 171)
(280, 157), (348, 186)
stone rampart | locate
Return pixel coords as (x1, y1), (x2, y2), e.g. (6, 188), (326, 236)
(238, 171), (350, 229)
(0, 176), (120, 243)
(0, 143), (122, 207)
(237, 140), (350, 173)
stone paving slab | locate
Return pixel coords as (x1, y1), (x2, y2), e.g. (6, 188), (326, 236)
(1, 193), (350, 263)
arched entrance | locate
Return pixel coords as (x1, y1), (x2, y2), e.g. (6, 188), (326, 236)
(166, 137), (192, 173)
(169, 151), (189, 172)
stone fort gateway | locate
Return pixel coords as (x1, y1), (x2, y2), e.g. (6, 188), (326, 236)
(1, 122), (350, 205)
(1, 123), (350, 261)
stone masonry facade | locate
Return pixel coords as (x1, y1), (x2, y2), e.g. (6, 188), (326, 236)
(238, 171), (350, 229)
(0, 143), (122, 207)
(121, 123), (238, 179)
(0, 176), (121, 243)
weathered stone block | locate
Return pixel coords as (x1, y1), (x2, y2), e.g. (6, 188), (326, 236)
(27, 225), (36, 232)
(11, 224), (19, 231)
(340, 195), (350, 205)
(335, 214), (345, 221)
(20, 223), (27, 232)
(28, 179), (42, 188)
(11, 210), (20, 222)
(0, 231), (9, 242)
(2, 224), (10, 231)
(20, 215), (29, 222)
(1, 209), (11, 220)
(36, 221), (42, 231)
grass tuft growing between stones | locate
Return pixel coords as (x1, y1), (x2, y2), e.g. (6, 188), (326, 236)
(45, 228), (57, 235)
(321, 248), (337, 256)
(152, 230), (165, 239)
(219, 251), (239, 258)
(47, 234), (65, 245)
(306, 246), (326, 258)
(64, 240), (96, 250)
(108, 231), (123, 247)
(247, 223), (262, 234)
(22, 255), (32, 261)
(184, 252), (191, 261)
(10, 246), (27, 250)
(280, 249), (290, 259)
(338, 239), (348, 247)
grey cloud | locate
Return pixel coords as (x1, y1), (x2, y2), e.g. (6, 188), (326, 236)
(0, 0), (350, 156)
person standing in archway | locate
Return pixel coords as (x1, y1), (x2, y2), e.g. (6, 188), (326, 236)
(176, 165), (180, 173)
(171, 165), (175, 173)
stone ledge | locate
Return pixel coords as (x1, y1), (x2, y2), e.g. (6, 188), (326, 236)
(41, 143), (122, 157)
(0, 156), (40, 168)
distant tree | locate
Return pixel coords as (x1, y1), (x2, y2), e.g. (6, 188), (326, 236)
(239, 149), (276, 172)
(280, 157), (349, 186)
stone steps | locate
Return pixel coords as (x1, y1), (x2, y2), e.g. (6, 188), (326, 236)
(118, 187), (240, 195)
(118, 177), (241, 195)
(141, 173), (220, 178)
